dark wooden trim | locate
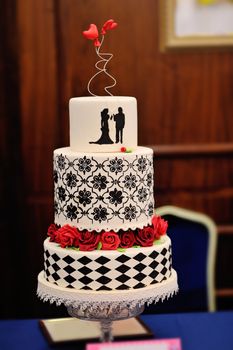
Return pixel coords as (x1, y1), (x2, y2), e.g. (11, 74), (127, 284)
(216, 289), (233, 297)
(149, 143), (233, 157)
(217, 225), (233, 235)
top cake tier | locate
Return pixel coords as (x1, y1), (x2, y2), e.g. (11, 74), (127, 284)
(69, 96), (137, 153)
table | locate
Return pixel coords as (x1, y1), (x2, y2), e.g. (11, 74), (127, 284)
(0, 311), (232, 350)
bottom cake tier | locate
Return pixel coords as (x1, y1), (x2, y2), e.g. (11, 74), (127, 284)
(43, 236), (173, 291)
(37, 268), (178, 309)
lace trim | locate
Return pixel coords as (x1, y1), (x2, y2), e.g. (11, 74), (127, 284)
(54, 219), (154, 234)
(37, 270), (178, 311)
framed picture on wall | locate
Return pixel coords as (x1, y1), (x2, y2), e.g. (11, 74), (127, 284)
(160, 0), (233, 50)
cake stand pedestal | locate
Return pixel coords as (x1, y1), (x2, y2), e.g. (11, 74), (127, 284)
(67, 302), (144, 342)
(37, 269), (178, 342)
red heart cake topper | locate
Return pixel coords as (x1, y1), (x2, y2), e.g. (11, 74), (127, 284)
(83, 19), (117, 47)
(82, 19), (118, 96)
(83, 24), (99, 40)
(101, 19), (118, 35)
(83, 24), (101, 47)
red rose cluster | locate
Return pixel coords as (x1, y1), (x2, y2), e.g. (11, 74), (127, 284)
(47, 215), (168, 251)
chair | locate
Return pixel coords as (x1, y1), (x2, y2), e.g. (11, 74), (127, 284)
(145, 205), (217, 313)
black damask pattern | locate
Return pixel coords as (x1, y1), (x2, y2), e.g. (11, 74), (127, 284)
(148, 202), (154, 216)
(92, 205), (109, 223)
(108, 158), (123, 174)
(57, 154), (66, 170)
(146, 172), (153, 187)
(136, 156), (147, 173)
(54, 151), (154, 228)
(137, 187), (148, 203)
(66, 203), (78, 220)
(123, 173), (137, 190)
(58, 186), (66, 202)
(78, 188), (92, 207)
(65, 172), (77, 188)
(91, 173), (108, 191)
(78, 156), (92, 174)
(124, 204), (137, 221)
(109, 188), (123, 206)
(54, 170), (58, 184)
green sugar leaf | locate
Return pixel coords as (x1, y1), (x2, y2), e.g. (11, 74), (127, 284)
(153, 238), (164, 245)
(70, 247), (80, 251)
(117, 247), (126, 252)
(97, 241), (102, 250)
(132, 245), (141, 248)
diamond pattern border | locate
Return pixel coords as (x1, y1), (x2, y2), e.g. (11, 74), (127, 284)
(44, 242), (172, 291)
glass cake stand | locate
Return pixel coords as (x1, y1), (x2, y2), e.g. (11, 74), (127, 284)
(37, 269), (178, 343)
(67, 302), (145, 342)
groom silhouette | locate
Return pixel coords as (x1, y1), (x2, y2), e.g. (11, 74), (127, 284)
(113, 107), (125, 143)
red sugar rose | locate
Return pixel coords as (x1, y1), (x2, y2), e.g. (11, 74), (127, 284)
(119, 230), (136, 248)
(101, 231), (121, 250)
(47, 224), (59, 242)
(152, 215), (168, 239)
(135, 226), (155, 247)
(56, 225), (79, 248)
(78, 231), (100, 251)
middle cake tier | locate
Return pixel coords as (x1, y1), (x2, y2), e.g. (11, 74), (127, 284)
(54, 147), (154, 232)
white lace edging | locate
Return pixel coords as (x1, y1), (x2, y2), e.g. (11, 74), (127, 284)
(55, 218), (154, 233)
(37, 270), (178, 311)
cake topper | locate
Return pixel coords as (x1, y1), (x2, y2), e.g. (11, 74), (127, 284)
(83, 19), (118, 96)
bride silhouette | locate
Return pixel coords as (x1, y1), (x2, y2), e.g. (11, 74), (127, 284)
(89, 108), (114, 144)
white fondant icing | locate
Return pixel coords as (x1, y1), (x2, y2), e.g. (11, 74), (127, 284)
(69, 96), (137, 152)
(53, 146), (154, 231)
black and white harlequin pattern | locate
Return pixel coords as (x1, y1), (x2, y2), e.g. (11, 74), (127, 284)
(44, 245), (172, 291)
(53, 150), (154, 230)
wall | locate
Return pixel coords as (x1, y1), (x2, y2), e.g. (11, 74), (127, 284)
(0, 0), (232, 318)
